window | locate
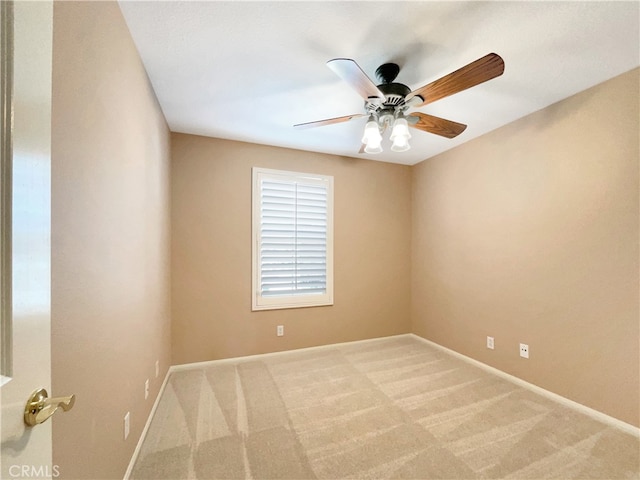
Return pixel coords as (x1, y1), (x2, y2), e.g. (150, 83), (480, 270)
(252, 167), (333, 310)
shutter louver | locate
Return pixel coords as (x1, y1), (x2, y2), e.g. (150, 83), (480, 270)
(260, 179), (327, 298)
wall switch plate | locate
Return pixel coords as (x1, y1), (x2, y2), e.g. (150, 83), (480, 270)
(276, 325), (284, 337)
(487, 336), (494, 349)
(145, 379), (149, 400)
(124, 412), (130, 440)
(519, 343), (529, 359)
(155, 360), (159, 378)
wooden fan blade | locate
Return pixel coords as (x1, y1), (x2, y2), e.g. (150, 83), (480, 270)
(407, 53), (504, 107)
(327, 58), (386, 101)
(294, 113), (365, 129)
(408, 112), (467, 138)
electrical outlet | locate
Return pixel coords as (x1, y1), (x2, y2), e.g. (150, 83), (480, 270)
(145, 379), (149, 400)
(124, 412), (130, 440)
(277, 325), (284, 337)
(519, 343), (529, 359)
(155, 360), (159, 378)
(487, 336), (494, 350)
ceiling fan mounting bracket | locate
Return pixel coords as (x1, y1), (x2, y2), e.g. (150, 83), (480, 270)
(375, 63), (400, 84)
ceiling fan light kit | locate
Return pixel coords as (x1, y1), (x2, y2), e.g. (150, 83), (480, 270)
(295, 53), (505, 155)
(390, 116), (411, 152)
(361, 116), (383, 154)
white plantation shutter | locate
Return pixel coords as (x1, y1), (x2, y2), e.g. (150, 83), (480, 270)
(260, 181), (327, 296)
(252, 168), (333, 310)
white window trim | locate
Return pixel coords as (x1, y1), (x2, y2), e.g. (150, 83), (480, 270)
(252, 167), (334, 311)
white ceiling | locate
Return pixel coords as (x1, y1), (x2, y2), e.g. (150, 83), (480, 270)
(118, 1), (639, 166)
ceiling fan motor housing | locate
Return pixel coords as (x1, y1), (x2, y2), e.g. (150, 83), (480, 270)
(365, 82), (412, 122)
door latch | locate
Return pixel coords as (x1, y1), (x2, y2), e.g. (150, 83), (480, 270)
(24, 388), (75, 427)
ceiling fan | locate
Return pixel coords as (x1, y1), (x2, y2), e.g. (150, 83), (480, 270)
(294, 53), (505, 154)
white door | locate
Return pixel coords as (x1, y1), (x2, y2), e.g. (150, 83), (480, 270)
(1, 1), (56, 479)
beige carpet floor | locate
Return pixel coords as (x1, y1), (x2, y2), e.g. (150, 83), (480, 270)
(131, 335), (639, 479)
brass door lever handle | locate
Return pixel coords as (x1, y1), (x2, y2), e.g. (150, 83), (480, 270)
(24, 388), (75, 427)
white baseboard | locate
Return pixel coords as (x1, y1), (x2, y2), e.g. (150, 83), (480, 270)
(169, 333), (412, 373)
(123, 367), (172, 480)
(409, 334), (640, 438)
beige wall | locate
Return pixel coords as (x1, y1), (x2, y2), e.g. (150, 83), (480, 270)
(51, 2), (171, 479)
(171, 134), (412, 364)
(411, 68), (640, 427)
